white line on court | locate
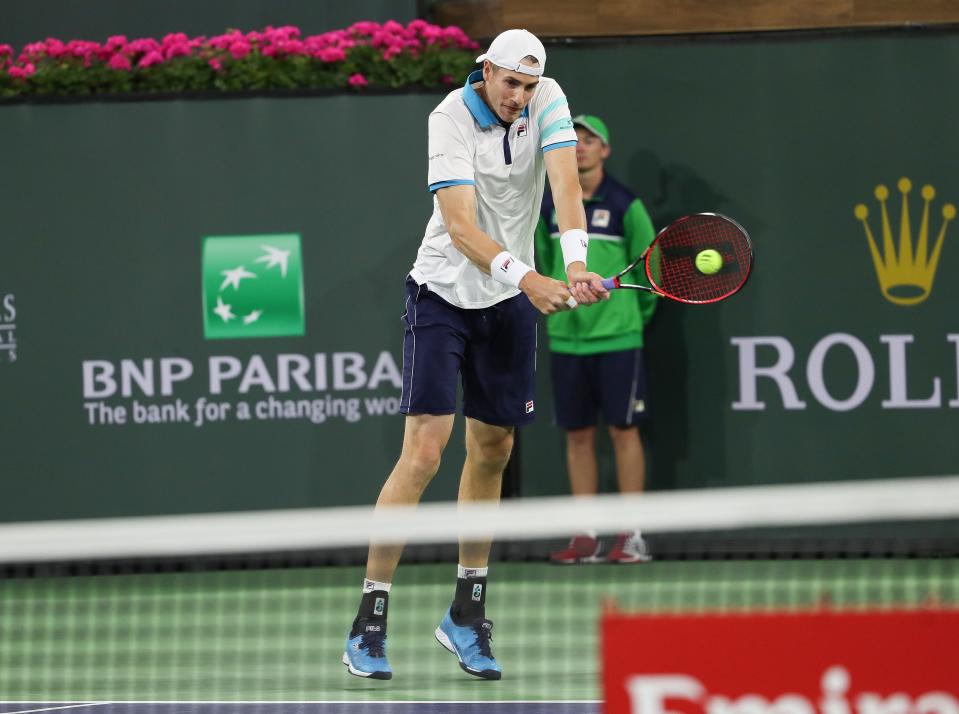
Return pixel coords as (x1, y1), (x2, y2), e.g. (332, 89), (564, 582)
(0, 704), (110, 714)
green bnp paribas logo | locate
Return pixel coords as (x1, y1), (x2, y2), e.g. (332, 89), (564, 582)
(202, 234), (305, 339)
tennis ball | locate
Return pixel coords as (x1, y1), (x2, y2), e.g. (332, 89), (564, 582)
(695, 249), (723, 275)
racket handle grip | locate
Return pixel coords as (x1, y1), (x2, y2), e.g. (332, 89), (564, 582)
(601, 277), (618, 290)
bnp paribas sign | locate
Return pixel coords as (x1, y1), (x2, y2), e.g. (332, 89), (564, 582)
(732, 178), (959, 412)
(201, 234), (305, 339)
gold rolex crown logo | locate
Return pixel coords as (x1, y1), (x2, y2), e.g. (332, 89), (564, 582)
(854, 178), (955, 306)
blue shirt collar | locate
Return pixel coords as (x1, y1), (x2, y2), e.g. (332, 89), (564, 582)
(462, 69), (529, 129)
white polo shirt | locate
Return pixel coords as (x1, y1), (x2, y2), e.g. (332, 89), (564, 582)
(409, 69), (578, 309)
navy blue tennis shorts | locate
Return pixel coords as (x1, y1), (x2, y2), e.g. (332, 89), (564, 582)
(550, 348), (650, 429)
(399, 275), (539, 426)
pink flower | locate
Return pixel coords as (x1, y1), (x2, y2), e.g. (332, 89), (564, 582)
(162, 32), (189, 47)
(108, 53), (132, 71)
(137, 51), (164, 68)
(229, 40), (252, 60)
(105, 35), (128, 52)
(371, 30), (393, 49)
(129, 38), (161, 55)
(314, 47), (346, 63)
(8, 63), (36, 79)
(208, 34), (233, 51)
(21, 42), (46, 60)
(348, 72), (368, 87)
(349, 21), (380, 36)
(277, 25), (301, 39)
(382, 20), (404, 34)
(44, 38), (66, 58)
(66, 40), (99, 59)
(420, 26), (443, 45)
(208, 58), (223, 72)
(164, 42), (192, 59)
(442, 74), (455, 85)
(0, 44), (12, 59)
(275, 39), (305, 55)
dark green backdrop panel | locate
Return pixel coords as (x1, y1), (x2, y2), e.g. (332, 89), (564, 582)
(521, 31), (959, 496)
(0, 92), (468, 521)
(2, 30), (958, 522)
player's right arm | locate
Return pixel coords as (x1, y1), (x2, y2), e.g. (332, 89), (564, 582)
(434, 184), (573, 314)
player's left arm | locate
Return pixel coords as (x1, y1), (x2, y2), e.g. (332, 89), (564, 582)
(544, 146), (608, 305)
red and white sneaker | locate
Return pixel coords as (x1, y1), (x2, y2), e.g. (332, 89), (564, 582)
(605, 530), (652, 564)
(549, 532), (602, 564)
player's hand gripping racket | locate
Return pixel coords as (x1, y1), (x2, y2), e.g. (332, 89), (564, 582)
(603, 213), (753, 304)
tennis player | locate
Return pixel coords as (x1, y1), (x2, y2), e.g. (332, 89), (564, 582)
(344, 29), (607, 680)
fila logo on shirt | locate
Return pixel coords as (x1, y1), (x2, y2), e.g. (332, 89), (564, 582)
(525, 400), (535, 413)
(517, 122), (528, 137)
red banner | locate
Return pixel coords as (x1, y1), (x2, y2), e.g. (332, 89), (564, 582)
(602, 609), (959, 714)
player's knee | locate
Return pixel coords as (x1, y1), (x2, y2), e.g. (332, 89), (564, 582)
(471, 432), (514, 472)
(405, 440), (444, 478)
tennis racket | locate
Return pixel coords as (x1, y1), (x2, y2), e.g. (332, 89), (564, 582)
(602, 213), (753, 304)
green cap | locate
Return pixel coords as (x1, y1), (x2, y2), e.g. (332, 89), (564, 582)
(572, 114), (610, 145)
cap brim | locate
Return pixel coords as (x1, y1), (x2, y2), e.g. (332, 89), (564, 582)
(572, 120), (608, 144)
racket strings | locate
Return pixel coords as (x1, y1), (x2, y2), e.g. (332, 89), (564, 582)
(648, 215), (751, 303)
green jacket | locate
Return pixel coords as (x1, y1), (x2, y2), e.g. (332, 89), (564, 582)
(535, 172), (658, 354)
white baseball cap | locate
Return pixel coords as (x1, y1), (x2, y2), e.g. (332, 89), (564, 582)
(475, 29), (546, 76)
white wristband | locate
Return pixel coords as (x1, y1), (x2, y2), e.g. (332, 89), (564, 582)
(560, 229), (589, 270)
(490, 251), (533, 289)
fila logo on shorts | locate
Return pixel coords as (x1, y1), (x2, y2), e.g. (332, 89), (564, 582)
(373, 597), (385, 616)
(472, 584), (483, 601)
(526, 400), (535, 413)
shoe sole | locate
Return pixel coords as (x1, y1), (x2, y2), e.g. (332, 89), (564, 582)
(606, 555), (653, 564)
(434, 626), (502, 680)
(342, 651), (392, 680)
(550, 554), (605, 564)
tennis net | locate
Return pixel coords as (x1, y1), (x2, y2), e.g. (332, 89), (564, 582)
(1, 476), (957, 711)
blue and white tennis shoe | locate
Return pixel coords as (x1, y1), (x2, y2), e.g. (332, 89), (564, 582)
(343, 619), (392, 680)
(435, 608), (502, 680)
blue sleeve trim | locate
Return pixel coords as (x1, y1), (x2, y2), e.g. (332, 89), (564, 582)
(542, 140), (577, 154)
(428, 179), (475, 193)
(537, 97), (568, 129)
(540, 117), (575, 143)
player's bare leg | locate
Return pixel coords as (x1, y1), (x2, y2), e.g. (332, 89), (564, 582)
(435, 416), (511, 680)
(346, 413), (455, 680)
(365, 412), (456, 582)
(457, 417), (514, 567)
